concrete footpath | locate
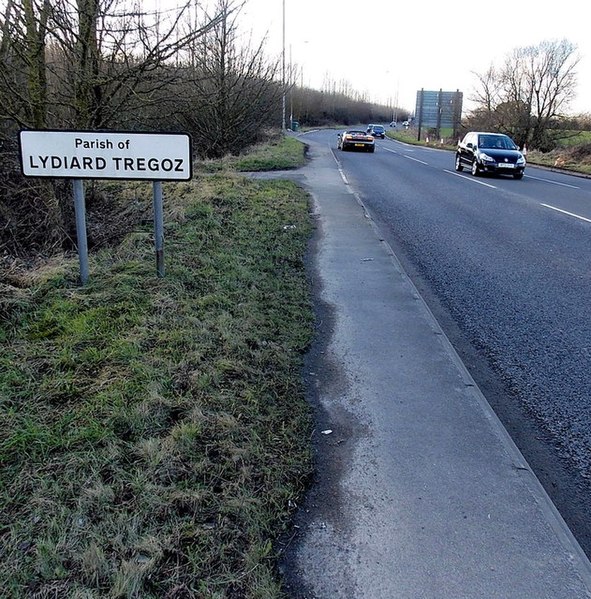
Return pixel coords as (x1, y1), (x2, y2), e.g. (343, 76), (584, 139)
(273, 137), (591, 598)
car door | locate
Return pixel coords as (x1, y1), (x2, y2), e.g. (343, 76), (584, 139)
(458, 134), (470, 166)
(462, 133), (477, 166)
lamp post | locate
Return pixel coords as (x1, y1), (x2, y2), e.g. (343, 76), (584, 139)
(289, 44), (293, 129)
(281, 0), (286, 130)
(394, 81), (399, 125)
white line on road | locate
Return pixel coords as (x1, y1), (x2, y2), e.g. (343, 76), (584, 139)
(402, 154), (429, 165)
(330, 146), (350, 185)
(527, 175), (579, 189)
(540, 203), (591, 223)
(444, 170), (497, 188)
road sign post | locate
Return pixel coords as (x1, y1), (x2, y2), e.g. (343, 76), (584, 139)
(72, 179), (89, 285)
(153, 181), (165, 278)
(19, 130), (192, 284)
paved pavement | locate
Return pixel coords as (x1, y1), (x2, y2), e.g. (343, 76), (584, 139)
(270, 136), (591, 598)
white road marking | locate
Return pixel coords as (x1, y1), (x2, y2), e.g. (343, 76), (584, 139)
(444, 170), (497, 188)
(402, 154), (429, 165)
(526, 175), (579, 189)
(330, 146), (355, 189)
(540, 203), (591, 224)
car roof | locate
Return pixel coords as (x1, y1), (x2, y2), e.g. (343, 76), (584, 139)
(471, 132), (509, 137)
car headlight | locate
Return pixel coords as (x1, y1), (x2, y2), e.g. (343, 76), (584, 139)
(479, 153), (495, 163)
(516, 155), (526, 165)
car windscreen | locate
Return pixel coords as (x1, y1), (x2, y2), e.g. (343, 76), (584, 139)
(478, 135), (515, 150)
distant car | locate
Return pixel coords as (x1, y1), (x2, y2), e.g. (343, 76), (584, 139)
(367, 124), (386, 139)
(455, 132), (526, 179)
(337, 129), (375, 152)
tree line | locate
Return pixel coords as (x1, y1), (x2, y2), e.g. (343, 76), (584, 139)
(0, 0), (395, 258)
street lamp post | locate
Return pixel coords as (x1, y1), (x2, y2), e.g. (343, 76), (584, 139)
(281, 0), (286, 130)
(289, 44), (293, 129)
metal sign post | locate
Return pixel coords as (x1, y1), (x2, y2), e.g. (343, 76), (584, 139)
(153, 181), (165, 278)
(72, 179), (90, 285)
(19, 130), (192, 284)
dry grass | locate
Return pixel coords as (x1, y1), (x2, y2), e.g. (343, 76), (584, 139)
(0, 138), (315, 598)
(526, 144), (591, 175)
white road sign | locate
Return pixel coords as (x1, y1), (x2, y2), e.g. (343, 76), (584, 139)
(19, 130), (192, 180)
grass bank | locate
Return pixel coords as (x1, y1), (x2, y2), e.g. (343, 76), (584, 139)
(387, 129), (591, 175)
(0, 136), (314, 597)
(197, 136), (307, 173)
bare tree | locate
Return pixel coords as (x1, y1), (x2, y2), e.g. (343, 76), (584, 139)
(0, 0), (51, 128)
(469, 39), (579, 149)
(0, 0), (230, 255)
(0, 0), (229, 129)
(176, 0), (282, 158)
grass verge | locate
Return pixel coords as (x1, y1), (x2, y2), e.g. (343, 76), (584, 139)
(197, 136), (307, 174)
(0, 138), (314, 597)
(386, 129), (591, 175)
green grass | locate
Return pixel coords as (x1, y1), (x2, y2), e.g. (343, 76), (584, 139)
(550, 130), (591, 146)
(0, 137), (314, 597)
(233, 136), (307, 171)
(386, 128), (456, 149)
(196, 136), (307, 174)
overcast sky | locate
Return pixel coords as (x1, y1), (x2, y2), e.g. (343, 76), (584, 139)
(237, 0), (591, 116)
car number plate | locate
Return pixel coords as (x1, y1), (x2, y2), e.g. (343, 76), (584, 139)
(355, 143), (365, 147)
(498, 163), (514, 168)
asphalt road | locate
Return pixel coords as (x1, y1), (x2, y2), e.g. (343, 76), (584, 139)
(304, 128), (591, 556)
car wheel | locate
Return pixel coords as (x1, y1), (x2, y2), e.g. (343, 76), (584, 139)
(471, 160), (480, 176)
(369, 147), (375, 153)
(455, 155), (463, 172)
(513, 172), (524, 180)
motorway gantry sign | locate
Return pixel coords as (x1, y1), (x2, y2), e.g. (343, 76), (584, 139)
(19, 130), (192, 181)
